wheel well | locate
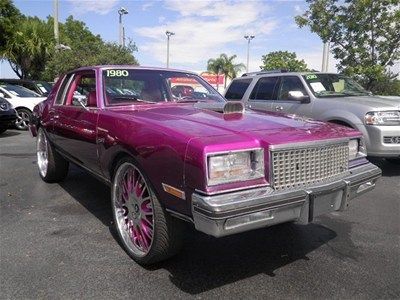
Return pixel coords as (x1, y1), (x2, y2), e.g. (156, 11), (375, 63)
(329, 120), (354, 129)
(14, 106), (32, 112)
(109, 152), (131, 180)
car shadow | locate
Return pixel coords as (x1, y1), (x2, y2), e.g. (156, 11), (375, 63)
(368, 158), (400, 177)
(58, 165), (340, 295)
(0, 130), (21, 138)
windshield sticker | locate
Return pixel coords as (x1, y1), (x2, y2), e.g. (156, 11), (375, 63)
(310, 82), (326, 92)
(306, 74), (318, 80)
(106, 69), (129, 77)
(9, 90), (19, 96)
(39, 86), (47, 93)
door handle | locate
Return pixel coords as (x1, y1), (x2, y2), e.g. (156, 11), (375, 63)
(275, 106), (283, 111)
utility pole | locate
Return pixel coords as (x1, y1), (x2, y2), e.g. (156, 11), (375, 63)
(244, 35), (255, 73)
(322, 42), (330, 72)
(166, 31), (175, 68)
(118, 7), (128, 47)
(53, 0), (59, 47)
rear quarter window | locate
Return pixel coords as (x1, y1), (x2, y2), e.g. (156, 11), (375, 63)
(225, 78), (252, 100)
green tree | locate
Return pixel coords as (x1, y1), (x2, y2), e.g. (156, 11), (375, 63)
(295, 0), (400, 94)
(0, 0), (21, 53)
(3, 16), (53, 79)
(260, 51), (309, 72)
(207, 53), (245, 89)
(41, 16), (138, 81)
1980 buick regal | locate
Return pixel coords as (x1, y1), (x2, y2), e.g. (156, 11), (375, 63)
(29, 66), (381, 265)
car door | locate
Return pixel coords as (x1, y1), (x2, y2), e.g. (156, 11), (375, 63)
(272, 75), (314, 117)
(52, 70), (101, 174)
(245, 76), (279, 112)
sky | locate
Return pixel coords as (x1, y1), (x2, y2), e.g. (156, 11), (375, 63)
(0, 0), (339, 78)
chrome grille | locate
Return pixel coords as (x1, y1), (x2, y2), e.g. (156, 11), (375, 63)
(271, 142), (349, 190)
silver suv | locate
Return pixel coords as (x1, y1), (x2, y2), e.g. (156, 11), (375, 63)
(224, 71), (400, 162)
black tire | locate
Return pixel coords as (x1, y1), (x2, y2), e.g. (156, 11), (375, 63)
(0, 128), (7, 134)
(111, 157), (186, 265)
(386, 158), (400, 164)
(15, 108), (32, 130)
(37, 127), (69, 182)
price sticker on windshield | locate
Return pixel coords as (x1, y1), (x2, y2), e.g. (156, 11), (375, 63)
(106, 69), (129, 77)
(306, 74), (318, 80)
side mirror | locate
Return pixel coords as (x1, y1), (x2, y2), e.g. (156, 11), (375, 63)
(72, 94), (89, 110)
(288, 91), (310, 103)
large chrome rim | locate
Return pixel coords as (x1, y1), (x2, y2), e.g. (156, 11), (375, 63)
(113, 163), (155, 257)
(15, 111), (30, 130)
(37, 129), (48, 177)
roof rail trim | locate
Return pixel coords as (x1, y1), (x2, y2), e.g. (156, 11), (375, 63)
(241, 69), (288, 77)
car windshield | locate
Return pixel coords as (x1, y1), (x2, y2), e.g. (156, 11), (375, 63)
(0, 84), (41, 97)
(36, 81), (53, 95)
(103, 68), (225, 105)
(302, 74), (370, 97)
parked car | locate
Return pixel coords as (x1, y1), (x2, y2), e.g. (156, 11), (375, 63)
(30, 66), (381, 265)
(224, 71), (400, 163)
(0, 97), (17, 134)
(0, 83), (46, 130)
(0, 79), (53, 97)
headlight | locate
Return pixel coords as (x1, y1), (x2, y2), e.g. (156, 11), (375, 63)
(207, 149), (264, 185)
(365, 111), (400, 125)
(349, 138), (366, 160)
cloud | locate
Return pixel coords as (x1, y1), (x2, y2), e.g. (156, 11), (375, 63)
(142, 2), (154, 11)
(134, 0), (276, 69)
(68, 0), (120, 15)
(158, 16), (166, 23)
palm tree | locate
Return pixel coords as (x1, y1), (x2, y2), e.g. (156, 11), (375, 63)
(207, 54), (246, 89)
(207, 57), (224, 90)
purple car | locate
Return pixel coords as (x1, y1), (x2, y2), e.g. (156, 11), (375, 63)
(29, 66), (381, 265)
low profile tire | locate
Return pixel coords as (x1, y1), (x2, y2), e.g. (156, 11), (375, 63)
(111, 157), (185, 265)
(15, 108), (32, 130)
(37, 127), (69, 182)
(386, 158), (400, 164)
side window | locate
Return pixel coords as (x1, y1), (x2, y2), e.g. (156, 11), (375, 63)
(55, 74), (74, 105)
(225, 78), (252, 100)
(249, 77), (279, 101)
(66, 71), (97, 107)
(277, 76), (307, 100)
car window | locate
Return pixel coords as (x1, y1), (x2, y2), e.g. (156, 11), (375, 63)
(55, 74), (74, 105)
(66, 72), (97, 107)
(225, 79), (252, 100)
(277, 76), (307, 100)
(0, 84), (40, 97)
(249, 77), (279, 101)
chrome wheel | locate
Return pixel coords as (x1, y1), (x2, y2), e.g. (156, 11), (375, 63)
(37, 129), (48, 178)
(113, 163), (155, 257)
(15, 109), (31, 130)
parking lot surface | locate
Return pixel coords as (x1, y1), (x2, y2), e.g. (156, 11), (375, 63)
(1, 130), (399, 299)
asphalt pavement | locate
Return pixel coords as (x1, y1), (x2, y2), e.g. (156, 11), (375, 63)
(1, 130), (399, 299)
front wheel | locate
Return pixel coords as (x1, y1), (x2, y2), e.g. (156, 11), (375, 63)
(111, 158), (185, 265)
(15, 108), (32, 130)
(37, 127), (69, 182)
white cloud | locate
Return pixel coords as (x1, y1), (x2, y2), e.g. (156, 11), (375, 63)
(142, 2), (154, 11)
(294, 5), (303, 14)
(135, 0), (276, 69)
(68, 0), (120, 15)
(158, 16), (166, 23)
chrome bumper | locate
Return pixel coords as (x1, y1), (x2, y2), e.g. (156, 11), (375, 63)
(192, 163), (381, 237)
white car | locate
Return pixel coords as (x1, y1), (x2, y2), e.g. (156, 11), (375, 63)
(0, 83), (46, 130)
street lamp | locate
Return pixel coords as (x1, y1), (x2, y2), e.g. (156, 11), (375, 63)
(244, 35), (255, 73)
(165, 31), (175, 68)
(118, 7), (129, 47)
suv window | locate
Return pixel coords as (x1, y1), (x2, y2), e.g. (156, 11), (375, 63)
(225, 78), (252, 100)
(277, 76), (307, 100)
(249, 77), (279, 101)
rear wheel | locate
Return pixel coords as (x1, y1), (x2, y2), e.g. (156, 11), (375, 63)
(15, 108), (32, 130)
(37, 127), (69, 182)
(111, 157), (185, 265)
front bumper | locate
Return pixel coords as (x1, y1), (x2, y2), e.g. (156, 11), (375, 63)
(192, 163), (381, 237)
(364, 125), (400, 158)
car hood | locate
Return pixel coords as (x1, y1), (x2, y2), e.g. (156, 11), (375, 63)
(116, 103), (359, 145)
(324, 95), (400, 110)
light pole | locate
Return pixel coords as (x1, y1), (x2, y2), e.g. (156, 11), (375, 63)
(244, 35), (255, 73)
(118, 7), (128, 47)
(321, 41), (330, 72)
(166, 31), (175, 68)
(53, 0), (59, 47)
